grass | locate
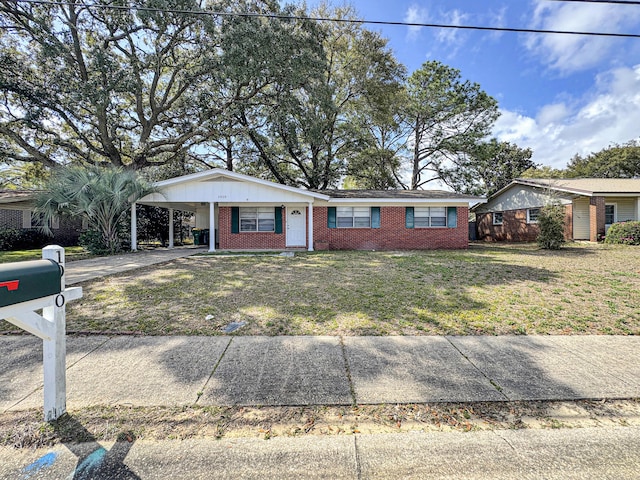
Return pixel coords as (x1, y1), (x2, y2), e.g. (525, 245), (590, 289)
(0, 246), (91, 264)
(3, 400), (640, 447)
(58, 242), (640, 336)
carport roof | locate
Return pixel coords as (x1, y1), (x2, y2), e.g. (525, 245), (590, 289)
(152, 168), (330, 200)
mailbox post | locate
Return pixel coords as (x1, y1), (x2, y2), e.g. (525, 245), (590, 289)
(0, 246), (82, 421)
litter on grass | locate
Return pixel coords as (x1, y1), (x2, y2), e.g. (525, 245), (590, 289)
(222, 321), (246, 333)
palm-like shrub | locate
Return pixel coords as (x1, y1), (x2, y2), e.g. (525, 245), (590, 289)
(36, 165), (156, 254)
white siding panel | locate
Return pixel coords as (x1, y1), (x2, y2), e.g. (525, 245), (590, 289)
(573, 197), (590, 240)
(147, 180), (313, 204)
(607, 197), (636, 222)
(475, 185), (571, 213)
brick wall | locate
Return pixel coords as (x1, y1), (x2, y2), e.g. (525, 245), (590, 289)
(564, 204), (573, 240)
(476, 210), (538, 242)
(589, 196), (605, 242)
(218, 206), (287, 249)
(477, 206), (573, 242)
(313, 206), (468, 250)
(0, 208), (83, 246)
(53, 216), (83, 246)
(0, 209), (23, 229)
(217, 206), (469, 250)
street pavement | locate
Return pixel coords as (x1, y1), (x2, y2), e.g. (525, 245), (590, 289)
(2, 427), (640, 479)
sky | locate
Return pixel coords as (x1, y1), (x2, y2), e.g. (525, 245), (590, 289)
(308, 0), (640, 169)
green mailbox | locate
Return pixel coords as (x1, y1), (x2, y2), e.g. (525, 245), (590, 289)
(0, 259), (62, 308)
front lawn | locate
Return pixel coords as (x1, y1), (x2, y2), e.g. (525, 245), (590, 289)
(0, 246), (91, 264)
(61, 243), (640, 336)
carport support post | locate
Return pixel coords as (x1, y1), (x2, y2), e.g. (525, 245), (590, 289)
(308, 201), (314, 251)
(209, 202), (216, 252)
(168, 208), (174, 248)
(41, 246), (66, 422)
(131, 203), (137, 251)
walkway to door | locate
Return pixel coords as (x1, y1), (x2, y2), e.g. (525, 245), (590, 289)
(64, 246), (203, 285)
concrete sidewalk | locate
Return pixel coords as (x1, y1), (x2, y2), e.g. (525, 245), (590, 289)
(64, 246), (203, 285)
(2, 335), (639, 413)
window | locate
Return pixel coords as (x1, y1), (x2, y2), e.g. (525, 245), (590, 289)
(414, 207), (447, 228)
(29, 211), (59, 229)
(527, 208), (540, 224)
(239, 207), (275, 232)
(605, 204), (616, 225)
(336, 207), (371, 228)
(493, 212), (504, 225)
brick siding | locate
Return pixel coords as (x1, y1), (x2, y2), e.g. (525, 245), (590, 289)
(218, 207), (286, 249)
(476, 210), (538, 242)
(564, 204), (573, 240)
(589, 196), (605, 242)
(313, 206), (468, 250)
(217, 206), (468, 250)
(0, 208), (83, 246)
(476, 206), (573, 242)
(0, 209), (23, 229)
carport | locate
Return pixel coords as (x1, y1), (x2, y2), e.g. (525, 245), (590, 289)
(132, 169), (328, 252)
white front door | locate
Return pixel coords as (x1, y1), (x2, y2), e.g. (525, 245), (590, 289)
(286, 207), (306, 247)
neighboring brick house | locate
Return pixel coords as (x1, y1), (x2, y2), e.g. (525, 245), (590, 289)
(135, 169), (482, 251)
(0, 190), (84, 246)
(472, 178), (640, 242)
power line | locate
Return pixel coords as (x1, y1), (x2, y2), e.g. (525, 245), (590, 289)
(5, 0), (640, 38)
(548, 0), (640, 5)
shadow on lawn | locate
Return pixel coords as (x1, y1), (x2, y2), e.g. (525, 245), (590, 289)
(63, 250), (562, 337)
(467, 242), (598, 258)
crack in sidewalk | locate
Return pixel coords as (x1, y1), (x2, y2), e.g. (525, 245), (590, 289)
(194, 337), (234, 405)
(445, 336), (510, 401)
(339, 336), (357, 407)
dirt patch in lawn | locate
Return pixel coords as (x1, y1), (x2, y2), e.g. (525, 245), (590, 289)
(2, 399), (639, 448)
(57, 243), (640, 336)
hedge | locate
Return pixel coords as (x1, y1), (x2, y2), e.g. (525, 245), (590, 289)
(0, 227), (54, 251)
(604, 221), (640, 245)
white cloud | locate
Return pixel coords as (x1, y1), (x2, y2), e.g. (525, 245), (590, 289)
(435, 9), (468, 46)
(404, 5), (470, 50)
(536, 103), (569, 126)
(493, 65), (640, 168)
(525, 0), (640, 74)
(404, 5), (429, 40)
(486, 6), (507, 41)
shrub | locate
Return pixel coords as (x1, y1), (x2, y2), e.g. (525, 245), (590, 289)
(605, 221), (640, 245)
(0, 227), (53, 251)
(79, 230), (111, 255)
(0, 228), (21, 250)
(537, 204), (566, 250)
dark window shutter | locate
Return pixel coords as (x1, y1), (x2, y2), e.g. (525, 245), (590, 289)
(327, 207), (336, 229)
(231, 207), (239, 234)
(447, 207), (458, 228)
(406, 207), (414, 229)
(371, 207), (381, 229)
(274, 207), (283, 234)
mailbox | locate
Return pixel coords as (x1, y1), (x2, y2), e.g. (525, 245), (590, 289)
(0, 259), (62, 308)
